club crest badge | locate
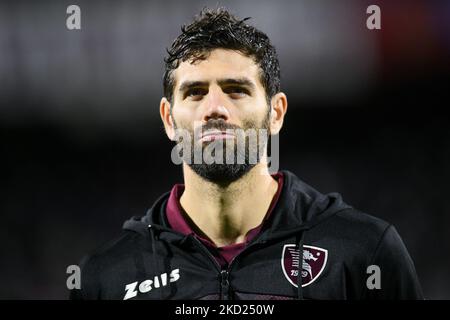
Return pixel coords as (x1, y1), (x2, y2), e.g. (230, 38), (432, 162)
(281, 244), (328, 288)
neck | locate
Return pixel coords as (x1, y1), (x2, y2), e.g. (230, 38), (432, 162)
(180, 162), (278, 247)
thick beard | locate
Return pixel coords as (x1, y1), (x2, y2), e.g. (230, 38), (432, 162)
(176, 113), (271, 186)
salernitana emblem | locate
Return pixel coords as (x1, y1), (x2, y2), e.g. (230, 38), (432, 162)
(281, 244), (328, 287)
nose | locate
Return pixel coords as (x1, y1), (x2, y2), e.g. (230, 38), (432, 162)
(202, 87), (230, 122)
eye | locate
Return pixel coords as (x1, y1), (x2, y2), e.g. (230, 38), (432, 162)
(185, 88), (207, 101)
(224, 86), (249, 99)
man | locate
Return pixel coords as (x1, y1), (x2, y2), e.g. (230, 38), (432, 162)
(71, 8), (423, 300)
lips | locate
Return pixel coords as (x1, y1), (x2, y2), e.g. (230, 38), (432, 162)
(199, 130), (235, 142)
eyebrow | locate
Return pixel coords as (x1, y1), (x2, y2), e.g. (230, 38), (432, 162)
(178, 77), (256, 93)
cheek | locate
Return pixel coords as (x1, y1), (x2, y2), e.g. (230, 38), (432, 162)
(174, 112), (208, 135)
(172, 104), (197, 128)
(240, 102), (270, 127)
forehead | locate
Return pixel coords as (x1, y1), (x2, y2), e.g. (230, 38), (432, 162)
(173, 49), (262, 89)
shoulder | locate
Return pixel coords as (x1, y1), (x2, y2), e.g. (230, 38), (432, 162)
(334, 209), (424, 298)
(333, 208), (392, 240)
(313, 207), (394, 265)
(70, 231), (141, 300)
(85, 231), (140, 267)
(318, 209), (423, 298)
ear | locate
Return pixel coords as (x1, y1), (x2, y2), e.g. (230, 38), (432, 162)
(269, 92), (288, 135)
(160, 97), (176, 140)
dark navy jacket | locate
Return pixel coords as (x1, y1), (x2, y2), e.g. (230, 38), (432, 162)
(70, 170), (423, 300)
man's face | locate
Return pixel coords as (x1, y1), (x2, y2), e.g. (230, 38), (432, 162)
(167, 49), (272, 184)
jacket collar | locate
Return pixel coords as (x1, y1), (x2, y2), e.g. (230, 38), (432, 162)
(122, 170), (352, 243)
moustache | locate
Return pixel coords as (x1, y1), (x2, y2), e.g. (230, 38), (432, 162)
(194, 120), (241, 141)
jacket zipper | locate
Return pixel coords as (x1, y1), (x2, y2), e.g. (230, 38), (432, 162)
(188, 235), (231, 299)
(220, 270), (230, 300)
(188, 234), (270, 300)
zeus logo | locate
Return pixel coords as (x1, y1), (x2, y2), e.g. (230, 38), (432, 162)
(123, 268), (180, 300)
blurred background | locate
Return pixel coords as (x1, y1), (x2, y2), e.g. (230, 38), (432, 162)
(1, 0), (449, 299)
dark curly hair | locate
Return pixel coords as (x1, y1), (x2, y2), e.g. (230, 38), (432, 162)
(163, 7), (281, 104)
